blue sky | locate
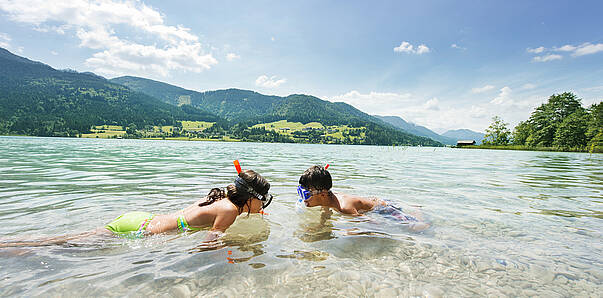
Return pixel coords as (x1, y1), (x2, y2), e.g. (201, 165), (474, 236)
(1, 0), (602, 133)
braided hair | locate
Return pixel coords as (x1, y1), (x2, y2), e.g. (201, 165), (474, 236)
(199, 169), (271, 214)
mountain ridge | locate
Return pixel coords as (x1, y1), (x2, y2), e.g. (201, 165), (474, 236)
(110, 75), (443, 146)
(374, 115), (458, 145)
(0, 48), (222, 136)
(442, 129), (485, 144)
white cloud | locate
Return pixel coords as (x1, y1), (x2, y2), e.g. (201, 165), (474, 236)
(255, 75), (286, 88)
(471, 85), (495, 94)
(50, 50), (58, 55)
(526, 46), (545, 54)
(490, 86), (513, 105)
(226, 53), (240, 61)
(394, 41), (430, 55)
(328, 89), (540, 133)
(532, 54), (562, 62)
(572, 43), (603, 56)
(416, 44), (430, 54)
(490, 87), (533, 108)
(329, 91), (481, 132)
(527, 42), (603, 61)
(271, 37), (275, 41)
(0, 0), (217, 77)
(554, 44), (576, 52)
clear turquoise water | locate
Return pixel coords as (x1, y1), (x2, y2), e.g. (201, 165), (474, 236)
(0, 136), (601, 297)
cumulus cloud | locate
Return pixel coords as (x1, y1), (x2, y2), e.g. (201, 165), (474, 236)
(394, 41), (430, 55)
(328, 89), (539, 133)
(226, 53), (240, 61)
(471, 85), (495, 94)
(489, 87), (532, 108)
(0, 0), (217, 77)
(490, 86), (513, 105)
(329, 90), (481, 133)
(532, 54), (562, 62)
(255, 75), (286, 88)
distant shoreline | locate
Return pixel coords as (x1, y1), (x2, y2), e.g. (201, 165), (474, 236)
(458, 145), (602, 154)
(0, 135), (433, 147)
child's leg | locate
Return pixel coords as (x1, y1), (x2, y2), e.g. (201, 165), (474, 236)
(0, 227), (112, 248)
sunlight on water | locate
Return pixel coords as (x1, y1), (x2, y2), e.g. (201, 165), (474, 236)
(0, 136), (601, 296)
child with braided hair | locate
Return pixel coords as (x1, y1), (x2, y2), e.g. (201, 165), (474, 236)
(1, 168), (273, 247)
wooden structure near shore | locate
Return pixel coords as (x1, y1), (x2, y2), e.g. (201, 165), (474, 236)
(457, 140), (476, 147)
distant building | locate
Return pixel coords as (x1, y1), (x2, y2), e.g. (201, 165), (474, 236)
(457, 140), (476, 146)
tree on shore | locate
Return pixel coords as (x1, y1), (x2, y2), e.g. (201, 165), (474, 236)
(510, 92), (601, 151)
(525, 92), (584, 147)
(483, 116), (511, 145)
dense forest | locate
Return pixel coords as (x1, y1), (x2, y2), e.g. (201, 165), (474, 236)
(480, 92), (602, 152)
(0, 48), (222, 137)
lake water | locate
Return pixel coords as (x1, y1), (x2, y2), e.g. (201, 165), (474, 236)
(0, 136), (601, 297)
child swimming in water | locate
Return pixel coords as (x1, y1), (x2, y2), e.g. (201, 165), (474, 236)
(297, 165), (429, 231)
(1, 169), (273, 247)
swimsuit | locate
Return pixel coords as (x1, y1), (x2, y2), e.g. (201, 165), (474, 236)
(372, 204), (418, 223)
(105, 211), (155, 237)
(105, 212), (201, 237)
(176, 214), (201, 233)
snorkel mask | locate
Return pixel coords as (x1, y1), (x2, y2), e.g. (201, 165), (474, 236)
(295, 164), (329, 211)
(233, 160), (273, 210)
(297, 185), (312, 202)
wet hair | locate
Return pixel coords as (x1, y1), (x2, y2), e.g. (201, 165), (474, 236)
(299, 165), (332, 191)
(199, 169), (271, 214)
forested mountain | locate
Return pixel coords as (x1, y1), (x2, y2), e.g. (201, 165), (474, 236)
(442, 129), (485, 144)
(0, 48), (222, 136)
(0, 48), (442, 146)
(375, 115), (457, 145)
(111, 76), (443, 146)
(111, 76), (283, 121)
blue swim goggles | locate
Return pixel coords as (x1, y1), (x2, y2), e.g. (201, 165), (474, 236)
(296, 185), (312, 203)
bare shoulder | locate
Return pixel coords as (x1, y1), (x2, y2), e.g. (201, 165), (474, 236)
(213, 199), (239, 215)
(337, 192), (382, 212)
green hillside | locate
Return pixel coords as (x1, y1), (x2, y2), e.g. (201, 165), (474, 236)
(111, 76), (443, 146)
(0, 48), (222, 136)
(111, 76), (283, 121)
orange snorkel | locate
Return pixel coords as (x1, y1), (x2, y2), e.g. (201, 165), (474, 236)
(233, 159), (242, 174)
